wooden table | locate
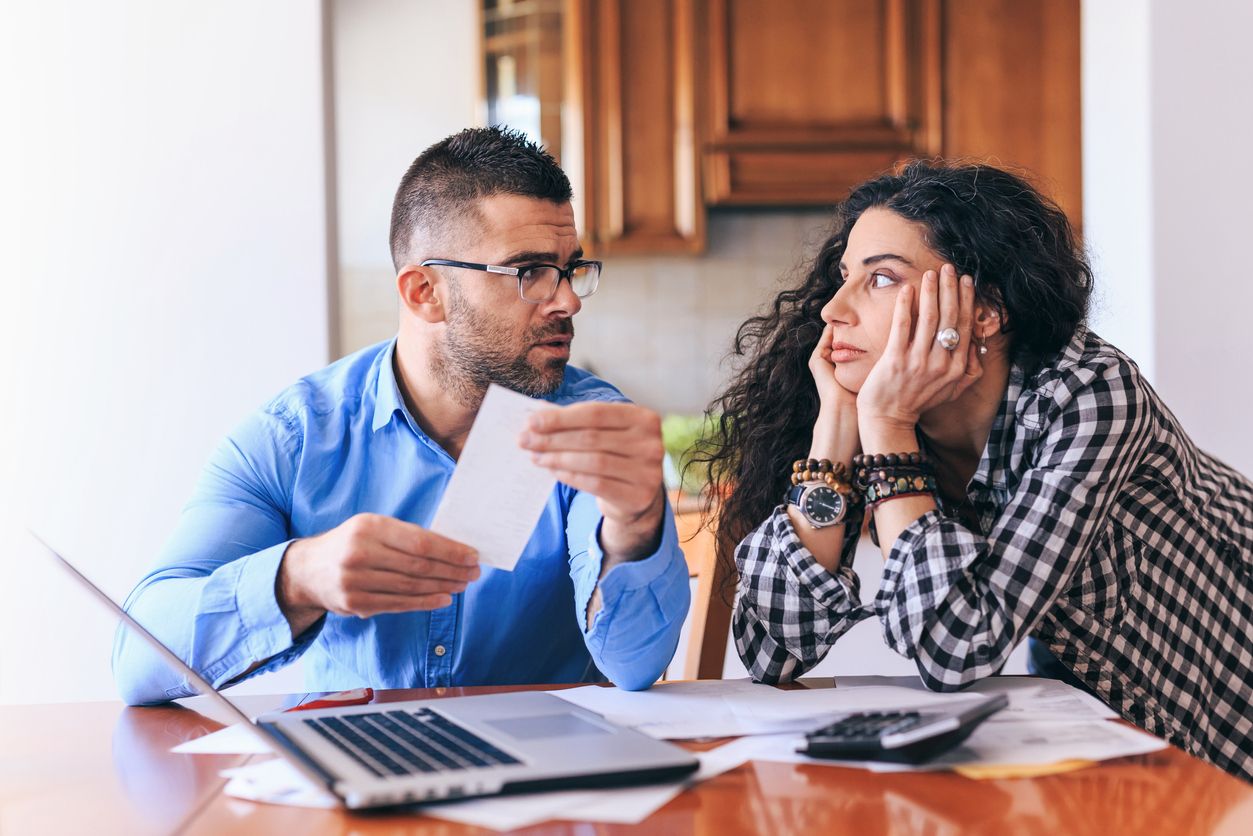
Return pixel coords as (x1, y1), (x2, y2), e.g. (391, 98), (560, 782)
(3, 683), (1250, 835)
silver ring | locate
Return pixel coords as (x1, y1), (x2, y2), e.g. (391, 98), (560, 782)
(936, 327), (960, 351)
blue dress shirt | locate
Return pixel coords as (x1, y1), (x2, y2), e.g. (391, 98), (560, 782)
(112, 339), (690, 705)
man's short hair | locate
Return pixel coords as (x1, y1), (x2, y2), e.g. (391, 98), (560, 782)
(389, 126), (573, 270)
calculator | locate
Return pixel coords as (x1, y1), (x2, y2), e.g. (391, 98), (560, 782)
(798, 693), (1009, 764)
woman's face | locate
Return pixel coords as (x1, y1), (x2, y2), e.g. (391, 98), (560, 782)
(821, 207), (949, 392)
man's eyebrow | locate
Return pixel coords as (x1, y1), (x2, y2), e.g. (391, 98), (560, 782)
(498, 249), (584, 266)
(837, 253), (915, 271)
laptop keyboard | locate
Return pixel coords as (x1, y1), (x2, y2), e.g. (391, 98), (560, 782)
(303, 708), (522, 778)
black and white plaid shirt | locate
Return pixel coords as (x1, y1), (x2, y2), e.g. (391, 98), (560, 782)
(734, 327), (1253, 780)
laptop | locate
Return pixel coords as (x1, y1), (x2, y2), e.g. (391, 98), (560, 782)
(32, 532), (699, 810)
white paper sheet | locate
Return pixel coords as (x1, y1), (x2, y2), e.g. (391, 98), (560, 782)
(548, 679), (986, 740)
(738, 718), (1167, 773)
(824, 675), (1119, 723)
(218, 738), (755, 830)
(548, 680), (829, 740)
(172, 723), (274, 754)
(428, 383), (557, 571)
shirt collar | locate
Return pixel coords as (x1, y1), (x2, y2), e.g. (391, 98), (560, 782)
(371, 338), (411, 434)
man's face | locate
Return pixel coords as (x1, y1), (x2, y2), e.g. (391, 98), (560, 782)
(436, 194), (583, 398)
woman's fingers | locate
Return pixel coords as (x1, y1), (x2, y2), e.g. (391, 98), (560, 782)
(911, 270), (941, 363)
(884, 284), (914, 358)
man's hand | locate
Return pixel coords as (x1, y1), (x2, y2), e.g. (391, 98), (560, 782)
(277, 513), (480, 636)
(520, 402), (666, 562)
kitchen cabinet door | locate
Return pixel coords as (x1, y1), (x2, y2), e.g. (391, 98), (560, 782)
(704, 0), (943, 206)
(565, 0), (705, 254)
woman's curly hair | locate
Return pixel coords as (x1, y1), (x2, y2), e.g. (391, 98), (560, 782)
(692, 160), (1093, 591)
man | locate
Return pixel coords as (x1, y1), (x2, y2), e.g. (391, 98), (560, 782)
(112, 127), (690, 704)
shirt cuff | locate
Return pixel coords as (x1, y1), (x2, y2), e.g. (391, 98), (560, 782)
(577, 502), (682, 628)
(769, 505), (861, 611)
(234, 540), (310, 660)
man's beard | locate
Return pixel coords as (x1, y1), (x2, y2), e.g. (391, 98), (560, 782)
(431, 284), (573, 406)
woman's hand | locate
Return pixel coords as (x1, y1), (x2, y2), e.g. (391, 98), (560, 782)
(857, 264), (983, 436)
(808, 321), (861, 461)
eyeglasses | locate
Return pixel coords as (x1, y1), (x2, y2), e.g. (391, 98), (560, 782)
(420, 258), (602, 304)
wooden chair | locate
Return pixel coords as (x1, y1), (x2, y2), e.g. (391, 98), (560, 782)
(673, 505), (735, 679)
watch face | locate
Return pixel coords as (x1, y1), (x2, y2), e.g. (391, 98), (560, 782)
(803, 486), (844, 525)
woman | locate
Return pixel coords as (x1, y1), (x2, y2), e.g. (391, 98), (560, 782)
(698, 161), (1252, 780)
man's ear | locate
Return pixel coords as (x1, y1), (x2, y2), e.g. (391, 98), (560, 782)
(397, 265), (446, 324)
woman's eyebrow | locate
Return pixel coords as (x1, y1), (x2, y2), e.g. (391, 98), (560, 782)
(837, 253), (915, 272)
(861, 253), (914, 267)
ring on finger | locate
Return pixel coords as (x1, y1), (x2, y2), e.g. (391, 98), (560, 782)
(936, 327), (960, 351)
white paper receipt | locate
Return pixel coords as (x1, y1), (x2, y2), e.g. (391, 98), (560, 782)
(429, 384), (557, 571)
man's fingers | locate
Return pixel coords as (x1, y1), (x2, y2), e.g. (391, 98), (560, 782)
(349, 568), (470, 597)
(531, 450), (658, 475)
(361, 515), (478, 567)
(361, 543), (482, 583)
(525, 402), (657, 434)
(335, 591), (454, 619)
(519, 427), (648, 454)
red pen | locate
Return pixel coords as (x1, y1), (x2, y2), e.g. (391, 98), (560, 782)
(286, 687), (374, 712)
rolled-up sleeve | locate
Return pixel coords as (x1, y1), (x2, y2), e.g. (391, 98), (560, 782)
(567, 491), (690, 691)
(876, 357), (1153, 690)
(111, 408), (320, 705)
(733, 503), (869, 683)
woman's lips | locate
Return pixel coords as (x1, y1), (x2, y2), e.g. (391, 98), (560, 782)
(830, 342), (866, 363)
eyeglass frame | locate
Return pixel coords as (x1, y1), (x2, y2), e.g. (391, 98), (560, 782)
(419, 258), (602, 304)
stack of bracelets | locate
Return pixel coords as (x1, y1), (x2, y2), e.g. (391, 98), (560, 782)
(852, 451), (938, 510)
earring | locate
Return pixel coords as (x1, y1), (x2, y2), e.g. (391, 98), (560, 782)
(977, 334), (988, 356)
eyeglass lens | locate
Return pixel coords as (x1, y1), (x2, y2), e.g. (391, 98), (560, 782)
(519, 264), (600, 302)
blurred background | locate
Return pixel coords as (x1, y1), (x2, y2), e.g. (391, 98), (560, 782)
(3, 0), (1251, 703)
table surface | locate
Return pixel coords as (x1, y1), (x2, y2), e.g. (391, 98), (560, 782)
(3, 682), (1250, 836)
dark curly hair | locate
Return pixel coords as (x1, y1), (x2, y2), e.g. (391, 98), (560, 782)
(693, 160), (1093, 589)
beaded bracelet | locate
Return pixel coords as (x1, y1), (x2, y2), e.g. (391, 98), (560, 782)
(852, 451), (929, 493)
(864, 472), (939, 506)
(789, 458), (860, 501)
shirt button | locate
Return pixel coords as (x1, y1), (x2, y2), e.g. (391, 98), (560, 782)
(434, 645), (446, 657)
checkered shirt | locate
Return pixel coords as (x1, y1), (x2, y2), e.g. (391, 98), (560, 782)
(733, 327), (1253, 780)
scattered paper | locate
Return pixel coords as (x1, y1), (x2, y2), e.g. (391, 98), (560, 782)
(737, 718), (1166, 774)
(429, 384), (557, 570)
(548, 679), (831, 740)
(172, 723), (274, 755)
(219, 737), (756, 829)
(548, 679), (987, 740)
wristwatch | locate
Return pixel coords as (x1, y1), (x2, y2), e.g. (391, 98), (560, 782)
(786, 481), (850, 529)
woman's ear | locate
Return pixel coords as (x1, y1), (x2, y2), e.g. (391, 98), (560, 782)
(974, 297), (1006, 341)
(397, 265), (446, 324)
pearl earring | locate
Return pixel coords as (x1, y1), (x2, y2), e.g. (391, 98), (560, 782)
(978, 335), (988, 356)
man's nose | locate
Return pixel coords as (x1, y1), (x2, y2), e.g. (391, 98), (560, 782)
(542, 274), (583, 317)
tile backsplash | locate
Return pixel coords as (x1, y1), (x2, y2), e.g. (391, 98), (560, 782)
(338, 208), (834, 415)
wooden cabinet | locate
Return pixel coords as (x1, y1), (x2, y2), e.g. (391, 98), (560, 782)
(487, 0), (1082, 253)
(563, 0), (705, 254)
(704, 0), (942, 206)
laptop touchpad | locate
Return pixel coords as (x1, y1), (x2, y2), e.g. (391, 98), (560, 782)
(486, 713), (611, 740)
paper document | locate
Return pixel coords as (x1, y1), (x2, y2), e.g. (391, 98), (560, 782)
(548, 680), (831, 740)
(220, 738), (754, 830)
(738, 718), (1166, 774)
(171, 722), (273, 754)
(429, 383), (557, 570)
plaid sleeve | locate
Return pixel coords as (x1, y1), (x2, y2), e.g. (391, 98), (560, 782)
(733, 502), (871, 683)
(876, 355), (1153, 690)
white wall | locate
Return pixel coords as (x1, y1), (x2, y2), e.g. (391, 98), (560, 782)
(0, 1), (332, 703)
(1084, 0), (1253, 476)
(332, 0), (480, 354)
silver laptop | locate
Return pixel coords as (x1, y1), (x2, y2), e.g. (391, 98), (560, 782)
(33, 532), (699, 810)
